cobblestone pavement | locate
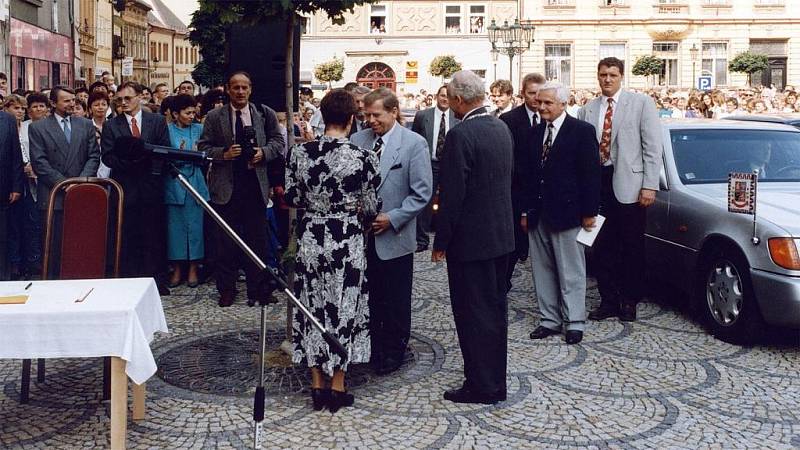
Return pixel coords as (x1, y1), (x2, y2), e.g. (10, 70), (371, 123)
(1, 253), (799, 449)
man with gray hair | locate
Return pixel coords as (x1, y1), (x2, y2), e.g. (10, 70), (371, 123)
(521, 81), (601, 345)
(433, 70), (514, 404)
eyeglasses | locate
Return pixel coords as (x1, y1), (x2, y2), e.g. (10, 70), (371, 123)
(119, 95), (139, 103)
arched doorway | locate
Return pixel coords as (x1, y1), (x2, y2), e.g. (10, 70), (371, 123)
(357, 62), (396, 92)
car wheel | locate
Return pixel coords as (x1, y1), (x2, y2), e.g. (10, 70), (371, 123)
(698, 247), (762, 344)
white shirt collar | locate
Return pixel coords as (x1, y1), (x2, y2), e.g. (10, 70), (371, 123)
(124, 109), (143, 128)
(601, 89), (622, 106)
(524, 105), (539, 123)
(545, 111), (568, 141)
(376, 121), (398, 142)
(464, 105), (485, 119)
(54, 112), (70, 123)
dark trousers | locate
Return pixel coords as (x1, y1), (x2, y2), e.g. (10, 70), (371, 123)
(367, 236), (414, 364)
(594, 165), (647, 307)
(505, 209), (529, 291)
(8, 191), (42, 273)
(0, 203), (9, 280)
(415, 160), (439, 247)
(213, 187), (270, 300)
(120, 203), (167, 283)
(447, 254), (508, 395)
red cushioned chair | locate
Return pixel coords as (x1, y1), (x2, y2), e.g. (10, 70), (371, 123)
(20, 177), (124, 404)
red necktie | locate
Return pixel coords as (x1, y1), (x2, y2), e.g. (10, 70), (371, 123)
(131, 117), (141, 138)
(599, 98), (613, 164)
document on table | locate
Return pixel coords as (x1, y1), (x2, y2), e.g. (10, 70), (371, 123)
(576, 215), (605, 247)
(0, 282), (31, 304)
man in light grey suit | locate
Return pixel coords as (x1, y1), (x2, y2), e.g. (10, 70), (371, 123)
(29, 86), (100, 276)
(411, 84), (460, 252)
(351, 87), (432, 375)
(577, 57), (663, 322)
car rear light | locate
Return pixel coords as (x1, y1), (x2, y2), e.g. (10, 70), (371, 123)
(768, 238), (800, 270)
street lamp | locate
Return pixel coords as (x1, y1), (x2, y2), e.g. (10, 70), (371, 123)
(487, 18), (535, 86)
(690, 43), (699, 89)
(490, 47), (499, 81)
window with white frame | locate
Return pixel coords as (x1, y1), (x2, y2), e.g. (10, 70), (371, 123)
(702, 42), (728, 86)
(445, 5), (461, 34)
(653, 42), (679, 86)
(599, 43), (626, 67)
(544, 43), (572, 86)
(370, 5), (387, 34)
(469, 5), (485, 34)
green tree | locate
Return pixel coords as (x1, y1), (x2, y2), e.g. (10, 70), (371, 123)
(429, 55), (462, 80)
(314, 57), (345, 88)
(632, 55), (663, 88)
(728, 51), (769, 87)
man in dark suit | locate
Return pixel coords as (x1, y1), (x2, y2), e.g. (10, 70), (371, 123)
(500, 72), (545, 292)
(197, 71), (285, 307)
(522, 82), (600, 345)
(0, 111), (25, 280)
(411, 84), (460, 252)
(433, 70), (514, 405)
(101, 81), (170, 294)
(29, 86), (100, 277)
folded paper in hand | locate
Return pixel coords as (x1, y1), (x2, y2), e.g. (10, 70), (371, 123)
(576, 215), (605, 247)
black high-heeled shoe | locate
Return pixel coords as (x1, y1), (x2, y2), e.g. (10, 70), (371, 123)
(328, 390), (354, 413)
(311, 388), (330, 411)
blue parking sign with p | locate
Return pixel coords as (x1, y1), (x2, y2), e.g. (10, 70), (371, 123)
(697, 76), (713, 91)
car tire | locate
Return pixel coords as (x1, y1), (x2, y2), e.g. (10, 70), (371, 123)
(697, 246), (763, 345)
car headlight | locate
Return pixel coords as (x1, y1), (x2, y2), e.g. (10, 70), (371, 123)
(768, 238), (800, 270)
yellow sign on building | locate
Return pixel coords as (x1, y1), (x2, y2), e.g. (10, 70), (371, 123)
(406, 60), (418, 84)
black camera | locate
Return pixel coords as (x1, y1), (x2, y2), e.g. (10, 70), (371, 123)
(239, 126), (257, 160)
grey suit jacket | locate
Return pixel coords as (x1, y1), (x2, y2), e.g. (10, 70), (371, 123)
(197, 102), (285, 205)
(411, 106), (460, 158)
(577, 90), (663, 204)
(351, 124), (432, 261)
(29, 114), (100, 210)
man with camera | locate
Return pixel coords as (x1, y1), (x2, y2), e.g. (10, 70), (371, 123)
(198, 71), (285, 307)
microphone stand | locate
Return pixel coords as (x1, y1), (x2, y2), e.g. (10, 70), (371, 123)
(164, 161), (348, 448)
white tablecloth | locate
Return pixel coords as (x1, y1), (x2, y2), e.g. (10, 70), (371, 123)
(0, 278), (169, 385)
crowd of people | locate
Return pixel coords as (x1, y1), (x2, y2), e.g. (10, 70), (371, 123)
(397, 79), (800, 119)
(0, 57), (790, 415)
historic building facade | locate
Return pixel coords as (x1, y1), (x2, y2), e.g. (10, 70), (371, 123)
(300, 1), (520, 95)
(147, 0), (196, 91)
(520, 0), (800, 90)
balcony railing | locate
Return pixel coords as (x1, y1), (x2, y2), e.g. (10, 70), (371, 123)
(544, 0), (576, 9)
(652, 2), (689, 14)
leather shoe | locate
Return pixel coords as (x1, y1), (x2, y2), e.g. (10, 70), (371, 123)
(328, 390), (354, 413)
(588, 303), (619, 321)
(565, 330), (583, 345)
(529, 326), (560, 340)
(218, 291), (235, 307)
(157, 284), (171, 296)
(443, 387), (504, 405)
(310, 388), (329, 411)
(415, 244), (429, 253)
(619, 303), (637, 322)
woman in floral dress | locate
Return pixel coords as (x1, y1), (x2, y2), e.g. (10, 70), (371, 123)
(286, 89), (380, 413)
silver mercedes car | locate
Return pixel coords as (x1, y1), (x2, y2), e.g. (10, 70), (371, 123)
(647, 119), (800, 344)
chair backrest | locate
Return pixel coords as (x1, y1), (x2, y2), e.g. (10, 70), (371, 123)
(42, 178), (124, 280)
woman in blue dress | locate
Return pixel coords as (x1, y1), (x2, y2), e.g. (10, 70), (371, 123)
(165, 94), (209, 287)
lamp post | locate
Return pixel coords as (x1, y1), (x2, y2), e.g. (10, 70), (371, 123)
(490, 47), (499, 81)
(690, 43), (699, 90)
(487, 18), (534, 86)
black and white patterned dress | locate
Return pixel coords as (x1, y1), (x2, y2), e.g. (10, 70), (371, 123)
(286, 136), (381, 376)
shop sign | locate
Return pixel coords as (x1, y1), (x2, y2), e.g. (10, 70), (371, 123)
(9, 18), (73, 63)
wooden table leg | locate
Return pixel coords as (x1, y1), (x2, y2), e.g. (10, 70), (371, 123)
(110, 357), (127, 450)
(132, 383), (146, 421)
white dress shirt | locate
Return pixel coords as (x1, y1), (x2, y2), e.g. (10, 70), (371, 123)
(19, 120), (31, 163)
(54, 112), (71, 134)
(543, 111), (568, 146)
(525, 105), (540, 127)
(124, 110), (143, 135)
(431, 107), (450, 161)
(230, 104), (252, 140)
(373, 121), (398, 153)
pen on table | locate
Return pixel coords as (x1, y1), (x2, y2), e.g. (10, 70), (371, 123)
(24, 282), (32, 290)
(75, 288), (94, 303)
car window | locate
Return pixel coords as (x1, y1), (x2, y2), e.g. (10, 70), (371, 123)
(670, 129), (800, 184)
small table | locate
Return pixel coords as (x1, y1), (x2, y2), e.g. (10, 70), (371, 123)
(0, 278), (168, 449)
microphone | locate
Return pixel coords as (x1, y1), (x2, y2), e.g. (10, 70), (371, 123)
(114, 136), (209, 165)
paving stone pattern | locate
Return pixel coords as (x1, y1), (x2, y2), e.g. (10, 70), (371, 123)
(1, 253), (799, 449)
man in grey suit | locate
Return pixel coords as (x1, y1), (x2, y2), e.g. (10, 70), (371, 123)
(577, 57), (663, 322)
(411, 85), (460, 252)
(351, 88), (432, 375)
(198, 71), (285, 307)
(29, 86), (100, 276)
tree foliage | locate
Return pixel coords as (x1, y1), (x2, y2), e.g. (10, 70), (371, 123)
(188, 0), (378, 88)
(632, 55), (663, 77)
(729, 51), (769, 86)
(429, 55), (462, 79)
(314, 58), (345, 87)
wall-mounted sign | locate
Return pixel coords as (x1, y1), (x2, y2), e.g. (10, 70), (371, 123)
(406, 60), (418, 84)
(121, 57), (134, 76)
